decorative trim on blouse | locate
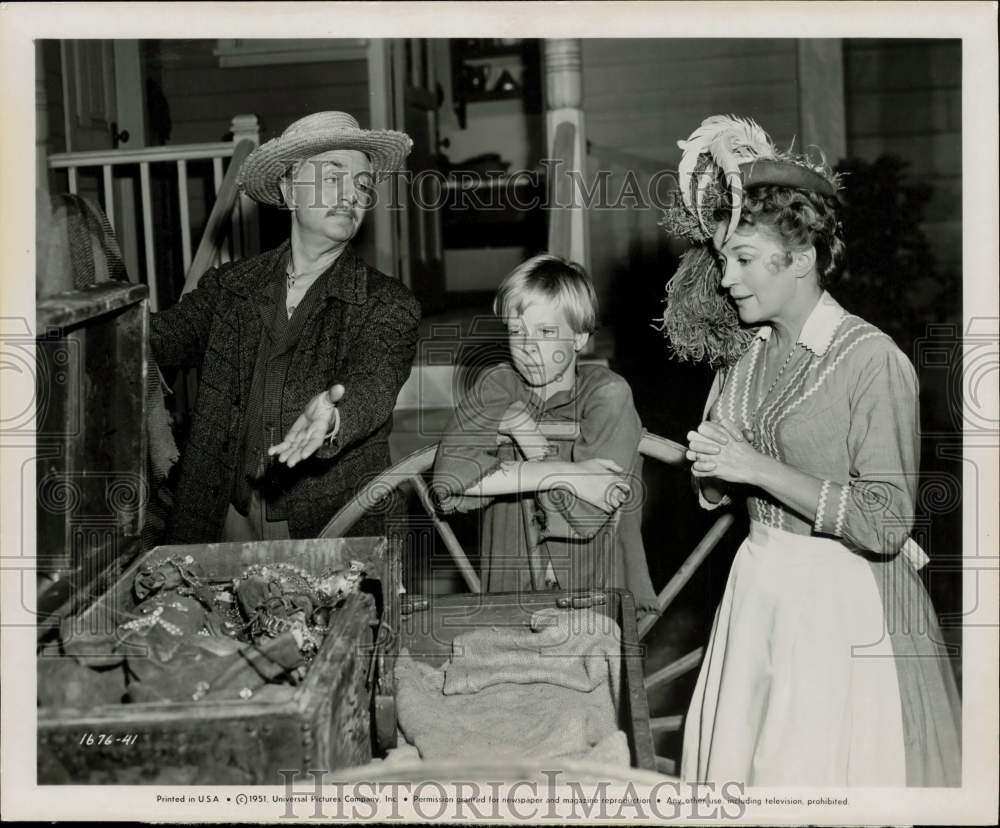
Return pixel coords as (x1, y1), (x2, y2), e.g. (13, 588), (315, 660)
(833, 482), (850, 536)
(814, 479), (832, 533)
(740, 338), (763, 429)
(794, 330), (883, 412)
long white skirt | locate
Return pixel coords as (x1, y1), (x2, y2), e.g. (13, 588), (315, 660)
(681, 521), (907, 786)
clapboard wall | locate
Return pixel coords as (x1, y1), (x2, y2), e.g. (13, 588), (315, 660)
(583, 39), (801, 163)
(146, 40), (369, 146)
(581, 37), (963, 306)
(143, 40), (375, 289)
(40, 41), (67, 157)
(581, 38), (802, 308)
(844, 38), (962, 277)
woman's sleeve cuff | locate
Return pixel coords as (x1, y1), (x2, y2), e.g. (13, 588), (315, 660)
(814, 479), (848, 536)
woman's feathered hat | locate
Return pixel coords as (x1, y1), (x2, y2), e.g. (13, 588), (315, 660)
(657, 115), (840, 366)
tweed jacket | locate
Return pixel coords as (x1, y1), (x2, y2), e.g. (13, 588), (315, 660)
(150, 242), (420, 543)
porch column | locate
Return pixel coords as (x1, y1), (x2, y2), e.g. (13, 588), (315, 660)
(797, 39), (847, 165)
(366, 39), (403, 283)
(544, 39), (590, 270)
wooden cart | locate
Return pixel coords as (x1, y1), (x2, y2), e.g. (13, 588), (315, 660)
(319, 434), (736, 776)
(395, 588), (656, 771)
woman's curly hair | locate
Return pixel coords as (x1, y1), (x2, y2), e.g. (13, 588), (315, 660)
(727, 185), (847, 288)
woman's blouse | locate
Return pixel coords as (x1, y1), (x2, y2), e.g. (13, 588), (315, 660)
(701, 291), (920, 557)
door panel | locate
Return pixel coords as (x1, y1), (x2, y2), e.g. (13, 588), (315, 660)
(60, 40), (146, 283)
(396, 39), (445, 311)
(63, 40), (117, 152)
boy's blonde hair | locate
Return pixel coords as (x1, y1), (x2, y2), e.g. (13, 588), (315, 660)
(493, 254), (598, 334)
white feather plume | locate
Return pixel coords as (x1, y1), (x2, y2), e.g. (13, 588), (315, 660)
(676, 115), (776, 239)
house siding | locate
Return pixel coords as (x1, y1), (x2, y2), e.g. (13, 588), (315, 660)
(581, 38), (801, 304)
(844, 38), (962, 276)
(147, 40), (369, 146)
(143, 40), (375, 293)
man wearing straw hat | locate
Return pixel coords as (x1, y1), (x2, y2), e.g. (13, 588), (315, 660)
(150, 111), (419, 543)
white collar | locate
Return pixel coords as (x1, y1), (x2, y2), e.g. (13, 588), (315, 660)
(754, 291), (847, 356)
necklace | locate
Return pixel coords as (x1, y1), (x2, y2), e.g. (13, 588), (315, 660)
(756, 337), (796, 411)
(287, 264), (322, 292)
(286, 256), (335, 288)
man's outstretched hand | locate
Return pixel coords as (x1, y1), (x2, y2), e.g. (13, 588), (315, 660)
(268, 383), (345, 467)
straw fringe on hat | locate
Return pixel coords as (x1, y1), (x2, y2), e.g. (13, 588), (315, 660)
(238, 111), (413, 206)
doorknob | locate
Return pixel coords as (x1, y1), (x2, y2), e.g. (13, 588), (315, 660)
(111, 122), (130, 148)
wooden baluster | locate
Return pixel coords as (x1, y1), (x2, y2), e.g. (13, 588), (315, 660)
(212, 156), (227, 265)
(102, 165), (115, 230)
(177, 159), (192, 273)
(68, 167), (78, 194)
(138, 161), (158, 311)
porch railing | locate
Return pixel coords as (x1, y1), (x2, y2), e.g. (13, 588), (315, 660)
(47, 114), (261, 311)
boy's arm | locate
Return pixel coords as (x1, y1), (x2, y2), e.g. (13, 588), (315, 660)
(461, 457), (626, 513)
(432, 364), (534, 514)
(498, 400), (553, 460)
(536, 378), (642, 540)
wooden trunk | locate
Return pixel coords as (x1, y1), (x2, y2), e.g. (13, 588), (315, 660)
(393, 588), (656, 771)
(36, 283), (149, 634)
(38, 536), (398, 785)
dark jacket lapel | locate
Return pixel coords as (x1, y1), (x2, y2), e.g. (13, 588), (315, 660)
(295, 244), (369, 374)
(220, 243), (286, 407)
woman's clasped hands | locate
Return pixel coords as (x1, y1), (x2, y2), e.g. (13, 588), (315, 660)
(686, 418), (762, 484)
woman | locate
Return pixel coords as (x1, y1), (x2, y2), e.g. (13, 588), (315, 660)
(660, 116), (961, 786)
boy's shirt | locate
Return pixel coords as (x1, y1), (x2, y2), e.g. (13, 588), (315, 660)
(433, 361), (658, 613)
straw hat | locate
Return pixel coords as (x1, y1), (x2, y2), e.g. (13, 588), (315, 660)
(238, 111), (413, 206)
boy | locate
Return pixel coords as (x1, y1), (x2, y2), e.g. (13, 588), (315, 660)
(433, 255), (658, 613)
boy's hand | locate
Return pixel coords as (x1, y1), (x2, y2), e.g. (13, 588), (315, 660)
(498, 401), (550, 460)
(557, 457), (631, 513)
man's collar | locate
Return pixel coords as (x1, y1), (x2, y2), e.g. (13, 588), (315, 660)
(320, 243), (367, 305)
(229, 240), (368, 305)
(753, 291), (847, 356)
